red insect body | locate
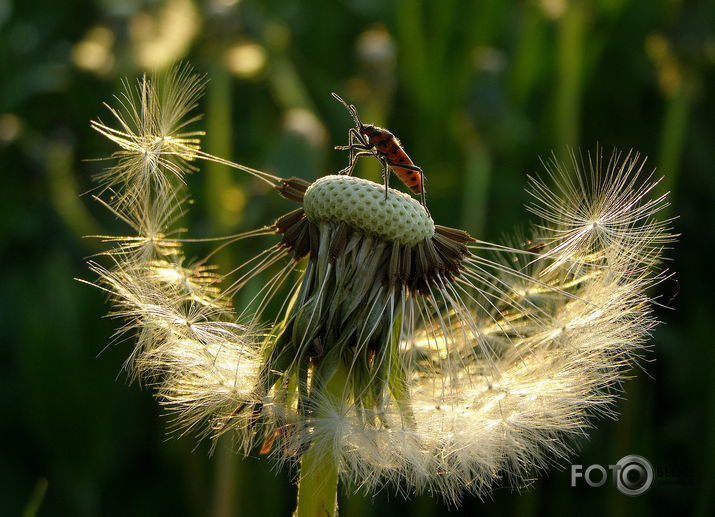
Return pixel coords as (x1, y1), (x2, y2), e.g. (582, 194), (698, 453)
(332, 93), (427, 206)
(361, 125), (423, 195)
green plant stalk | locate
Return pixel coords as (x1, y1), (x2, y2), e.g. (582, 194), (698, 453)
(205, 64), (242, 517)
(205, 65), (235, 229)
(555, 0), (586, 156)
(47, 140), (100, 239)
(20, 478), (48, 517)
(656, 71), (693, 205)
(295, 363), (348, 517)
(296, 439), (339, 517)
(395, 0), (429, 110)
(212, 435), (238, 517)
(509, 3), (545, 105)
(459, 124), (491, 237)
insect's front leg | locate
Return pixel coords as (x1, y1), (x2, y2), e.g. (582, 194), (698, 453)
(337, 128), (370, 175)
(334, 127), (368, 151)
(338, 150), (373, 175)
(338, 129), (372, 175)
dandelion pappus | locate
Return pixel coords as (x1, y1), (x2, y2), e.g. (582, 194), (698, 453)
(332, 92), (427, 207)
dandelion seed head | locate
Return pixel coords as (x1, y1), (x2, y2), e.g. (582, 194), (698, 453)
(88, 67), (674, 503)
(303, 175), (434, 246)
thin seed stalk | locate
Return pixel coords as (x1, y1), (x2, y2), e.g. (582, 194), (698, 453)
(295, 361), (347, 517)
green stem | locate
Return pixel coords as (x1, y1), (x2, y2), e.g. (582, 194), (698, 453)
(656, 71), (693, 206)
(295, 363), (347, 517)
(295, 439), (339, 517)
(20, 478), (48, 517)
(212, 436), (238, 517)
(555, 0), (586, 156)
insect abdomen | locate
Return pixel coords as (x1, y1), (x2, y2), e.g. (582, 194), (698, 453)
(392, 163), (423, 193)
(365, 127), (423, 194)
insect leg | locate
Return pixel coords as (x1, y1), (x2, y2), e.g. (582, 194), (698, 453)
(420, 170), (428, 209)
(419, 186), (430, 215)
(385, 162), (422, 173)
(380, 156), (391, 201)
(338, 150), (374, 175)
(338, 128), (372, 175)
(348, 128), (372, 175)
(385, 161), (428, 207)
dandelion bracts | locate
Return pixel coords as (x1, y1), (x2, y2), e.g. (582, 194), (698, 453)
(86, 66), (674, 507)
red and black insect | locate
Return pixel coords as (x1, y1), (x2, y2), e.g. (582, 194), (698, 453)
(332, 92), (427, 207)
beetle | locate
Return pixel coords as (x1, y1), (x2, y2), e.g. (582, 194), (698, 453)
(332, 92), (427, 207)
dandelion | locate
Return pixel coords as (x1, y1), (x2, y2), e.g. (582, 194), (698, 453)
(87, 66), (673, 515)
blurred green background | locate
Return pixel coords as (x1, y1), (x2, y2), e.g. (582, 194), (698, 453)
(1, 0), (713, 515)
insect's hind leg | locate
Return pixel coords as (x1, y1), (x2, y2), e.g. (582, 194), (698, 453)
(418, 176), (430, 214)
(380, 157), (391, 201)
(419, 170), (428, 210)
(420, 188), (430, 215)
(385, 160), (429, 209)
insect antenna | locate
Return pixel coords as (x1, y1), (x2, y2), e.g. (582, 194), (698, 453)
(331, 92), (363, 129)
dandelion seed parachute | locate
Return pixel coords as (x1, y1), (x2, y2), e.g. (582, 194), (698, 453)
(88, 66), (673, 502)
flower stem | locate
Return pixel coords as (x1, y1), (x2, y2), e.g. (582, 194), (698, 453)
(294, 363), (347, 517)
(555, 0), (586, 155)
(295, 437), (339, 517)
